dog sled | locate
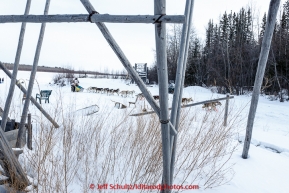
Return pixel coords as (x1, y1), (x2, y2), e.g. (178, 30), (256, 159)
(71, 85), (84, 92)
(76, 104), (100, 116)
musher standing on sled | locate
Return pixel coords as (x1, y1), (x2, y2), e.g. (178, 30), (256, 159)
(71, 78), (84, 92)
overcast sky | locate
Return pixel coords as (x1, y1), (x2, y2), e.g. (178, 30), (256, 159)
(0, 0), (280, 72)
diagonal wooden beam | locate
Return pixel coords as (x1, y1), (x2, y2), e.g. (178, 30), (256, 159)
(79, 0), (177, 135)
(0, 62), (59, 128)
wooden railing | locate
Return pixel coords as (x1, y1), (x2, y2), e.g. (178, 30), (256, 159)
(130, 94), (234, 126)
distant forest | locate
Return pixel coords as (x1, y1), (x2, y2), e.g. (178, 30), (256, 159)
(148, 1), (289, 96)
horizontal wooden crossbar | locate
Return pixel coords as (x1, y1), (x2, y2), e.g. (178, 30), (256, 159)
(0, 14), (185, 23)
(130, 96), (234, 116)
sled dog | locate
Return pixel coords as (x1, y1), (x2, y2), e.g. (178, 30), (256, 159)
(202, 101), (222, 111)
(181, 97), (193, 105)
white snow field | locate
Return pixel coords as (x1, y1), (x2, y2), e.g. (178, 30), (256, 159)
(0, 70), (288, 193)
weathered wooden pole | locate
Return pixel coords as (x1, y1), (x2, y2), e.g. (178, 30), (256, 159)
(1, 0), (31, 132)
(169, 0), (194, 184)
(242, 0), (280, 159)
(154, 0), (171, 191)
(0, 14), (185, 24)
(0, 62), (59, 128)
(0, 0), (31, 187)
(224, 93), (230, 126)
(16, 0), (51, 148)
(27, 113), (32, 150)
(79, 0), (177, 135)
(170, 0), (192, 129)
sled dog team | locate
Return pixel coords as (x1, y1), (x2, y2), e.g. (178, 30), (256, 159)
(86, 87), (135, 97)
(87, 86), (222, 111)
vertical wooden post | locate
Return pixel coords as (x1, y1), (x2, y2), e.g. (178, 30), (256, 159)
(242, 0), (280, 159)
(224, 94), (230, 126)
(17, 0), (51, 148)
(27, 114), (32, 150)
(154, 0), (171, 191)
(1, 0), (31, 132)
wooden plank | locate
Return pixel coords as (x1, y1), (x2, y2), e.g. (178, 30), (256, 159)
(0, 14), (185, 23)
(3, 129), (22, 148)
(1, 124), (28, 148)
(130, 96), (234, 116)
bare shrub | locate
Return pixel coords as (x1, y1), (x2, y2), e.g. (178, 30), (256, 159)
(15, 96), (244, 192)
(52, 73), (65, 85)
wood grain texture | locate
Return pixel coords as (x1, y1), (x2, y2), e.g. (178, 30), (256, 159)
(0, 14), (185, 23)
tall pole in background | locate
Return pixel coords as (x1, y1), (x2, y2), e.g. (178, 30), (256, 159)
(242, 0), (280, 159)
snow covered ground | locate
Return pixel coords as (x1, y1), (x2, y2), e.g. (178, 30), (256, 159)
(0, 70), (288, 193)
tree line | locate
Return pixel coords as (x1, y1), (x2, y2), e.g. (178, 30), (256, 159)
(148, 1), (289, 97)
